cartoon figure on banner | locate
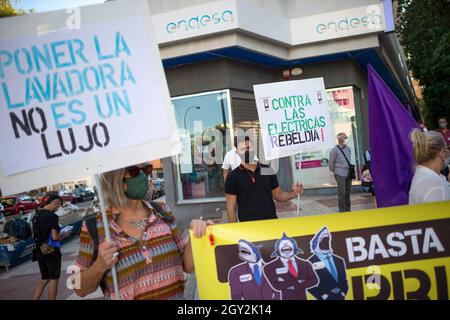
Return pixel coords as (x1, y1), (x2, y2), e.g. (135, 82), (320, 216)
(263, 233), (318, 300)
(228, 240), (281, 300)
(307, 226), (348, 300)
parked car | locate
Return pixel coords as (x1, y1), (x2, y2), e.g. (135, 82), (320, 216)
(74, 187), (95, 203)
(37, 191), (77, 206)
(151, 178), (165, 199)
(1, 194), (40, 216)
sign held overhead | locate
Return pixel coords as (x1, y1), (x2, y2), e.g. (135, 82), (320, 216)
(0, 0), (180, 195)
(254, 78), (334, 160)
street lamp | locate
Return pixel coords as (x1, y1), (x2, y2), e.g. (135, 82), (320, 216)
(217, 93), (228, 131)
(183, 106), (201, 131)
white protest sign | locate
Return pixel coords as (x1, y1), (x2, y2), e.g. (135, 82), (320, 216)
(254, 78), (334, 160)
(0, 0), (180, 195)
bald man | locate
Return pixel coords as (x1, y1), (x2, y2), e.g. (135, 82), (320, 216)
(329, 133), (352, 212)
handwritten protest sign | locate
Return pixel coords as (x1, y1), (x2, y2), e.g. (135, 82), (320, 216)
(254, 78), (334, 160)
(0, 0), (180, 195)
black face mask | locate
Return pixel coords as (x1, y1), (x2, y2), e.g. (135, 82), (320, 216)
(239, 151), (255, 164)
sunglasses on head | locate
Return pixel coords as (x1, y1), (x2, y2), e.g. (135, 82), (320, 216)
(126, 164), (153, 177)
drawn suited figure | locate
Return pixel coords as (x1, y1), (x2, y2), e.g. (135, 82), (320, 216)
(263, 233), (318, 300)
(228, 239), (281, 300)
(307, 226), (348, 300)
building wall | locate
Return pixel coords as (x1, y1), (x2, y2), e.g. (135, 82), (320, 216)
(285, 0), (379, 18)
(289, 60), (370, 152)
(149, 0), (380, 18)
(163, 57), (371, 229)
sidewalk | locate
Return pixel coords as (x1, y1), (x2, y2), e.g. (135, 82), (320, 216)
(0, 237), (103, 300)
(0, 192), (374, 300)
(276, 191), (374, 218)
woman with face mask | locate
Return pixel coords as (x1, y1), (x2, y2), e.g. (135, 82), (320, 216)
(73, 163), (212, 300)
(408, 129), (450, 204)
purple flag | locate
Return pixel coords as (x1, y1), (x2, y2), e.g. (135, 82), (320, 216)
(368, 64), (419, 207)
(404, 103), (412, 115)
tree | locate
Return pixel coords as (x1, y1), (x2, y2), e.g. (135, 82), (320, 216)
(0, 0), (25, 17)
(396, 0), (450, 128)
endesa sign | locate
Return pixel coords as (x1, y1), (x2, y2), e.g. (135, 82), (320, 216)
(152, 0), (238, 44)
(165, 9), (234, 34)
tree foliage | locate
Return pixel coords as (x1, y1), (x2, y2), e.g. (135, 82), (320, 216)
(396, 0), (450, 128)
(0, 0), (26, 18)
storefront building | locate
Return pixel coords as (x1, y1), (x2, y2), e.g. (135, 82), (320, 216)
(148, 0), (419, 227)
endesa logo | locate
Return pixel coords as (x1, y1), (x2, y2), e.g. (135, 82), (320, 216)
(316, 13), (382, 34)
(166, 9), (234, 34)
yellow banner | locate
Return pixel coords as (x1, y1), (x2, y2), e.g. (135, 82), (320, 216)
(190, 201), (450, 300)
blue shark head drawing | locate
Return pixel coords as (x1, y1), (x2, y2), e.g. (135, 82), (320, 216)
(271, 232), (303, 259)
(310, 226), (333, 255)
(237, 239), (262, 264)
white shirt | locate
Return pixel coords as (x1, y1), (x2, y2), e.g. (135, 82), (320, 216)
(281, 257), (298, 273)
(409, 166), (450, 204)
(222, 147), (242, 171)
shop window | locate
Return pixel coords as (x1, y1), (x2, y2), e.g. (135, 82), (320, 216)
(290, 86), (364, 188)
(172, 90), (232, 202)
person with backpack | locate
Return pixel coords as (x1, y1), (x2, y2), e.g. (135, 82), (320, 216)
(329, 133), (355, 212)
(73, 163), (213, 300)
(32, 195), (65, 300)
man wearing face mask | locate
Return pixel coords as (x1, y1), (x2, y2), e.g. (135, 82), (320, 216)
(436, 117), (450, 180)
(329, 133), (353, 212)
(222, 137), (257, 182)
(225, 138), (304, 223)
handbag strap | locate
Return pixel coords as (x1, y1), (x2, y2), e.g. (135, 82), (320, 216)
(336, 145), (352, 166)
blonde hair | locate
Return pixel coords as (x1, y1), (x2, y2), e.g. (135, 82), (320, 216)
(100, 168), (129, 208)
(410, 129), (446, 165)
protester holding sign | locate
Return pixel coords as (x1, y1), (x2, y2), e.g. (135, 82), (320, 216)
(73, 163), (212, 300)
(329, 133), (353, 212)
(409, 129), (450, 204)
(225, 147), (304, 223)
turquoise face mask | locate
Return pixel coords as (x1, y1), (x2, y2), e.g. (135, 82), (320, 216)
(123, 171), (149, 200)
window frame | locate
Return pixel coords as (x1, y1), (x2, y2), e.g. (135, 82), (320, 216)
(171, 89), (234, 204)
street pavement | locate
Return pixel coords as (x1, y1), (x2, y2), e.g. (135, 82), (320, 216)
(0, 192), (374, 300)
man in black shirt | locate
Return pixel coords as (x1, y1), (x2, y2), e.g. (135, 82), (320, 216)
(32, 195), (64, 300)
(225, 145), (304, 222)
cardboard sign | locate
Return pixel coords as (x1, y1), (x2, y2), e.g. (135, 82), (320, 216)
(191, 201), (450, 300)
(253, 78), (334, 160)
(0, 0), (180, 195)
